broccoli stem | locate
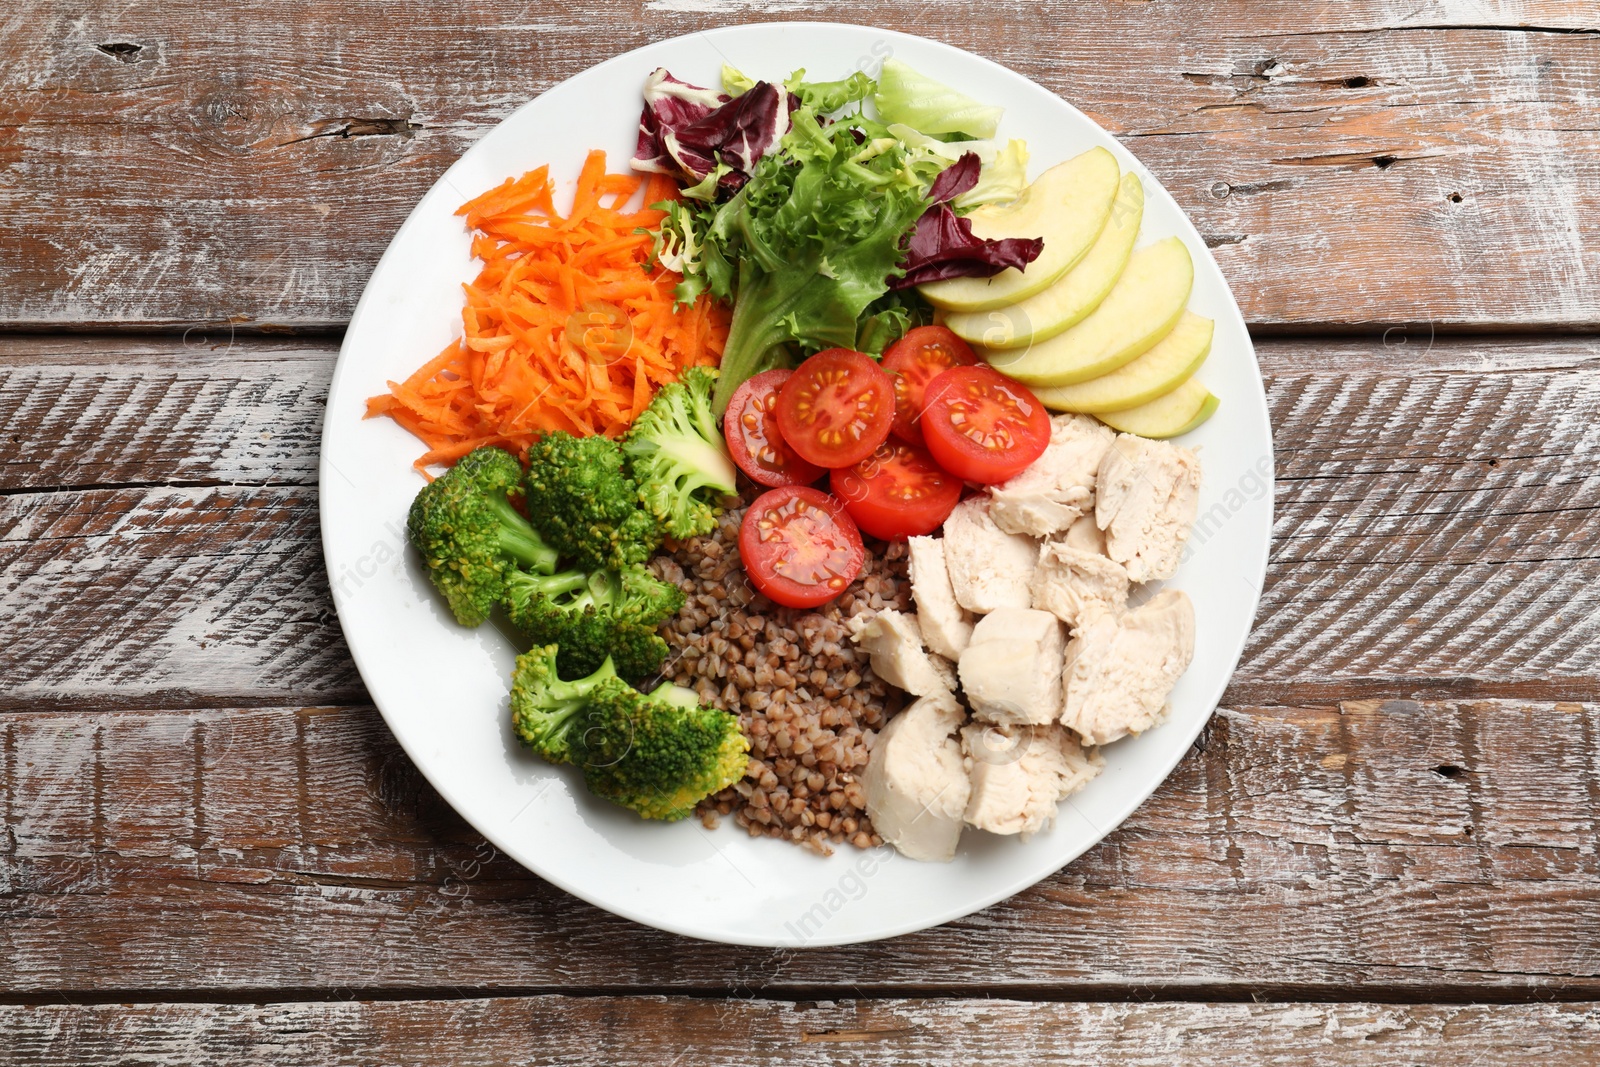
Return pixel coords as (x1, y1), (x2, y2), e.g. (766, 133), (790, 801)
(660, 435), (739, 497)
(488, 495), (559, 574)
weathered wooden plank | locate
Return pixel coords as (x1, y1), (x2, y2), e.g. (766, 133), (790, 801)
(6, 333), (1597, 489)
(3, 699), (1598, 993)
(5, 997), (1600, 1066)
(3, 335), (1597, 706)
(1, 4), (1598, 328)
(0, 337), (328, 491)
(0, 485), (363, 708)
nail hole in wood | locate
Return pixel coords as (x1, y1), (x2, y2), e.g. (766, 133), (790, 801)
(1373, 155), (1398, 170)
(1342, 76), (1372, 88)
(1448, 192), (1463, 203)
(1434, 764), (1465, 779)
(97, 42), (143, 62)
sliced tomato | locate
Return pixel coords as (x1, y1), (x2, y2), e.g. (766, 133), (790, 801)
(774, 348), (895, 469)
(881, 325), (980, 445)
(829, 439), (963, 541)
(738, 486), (865, 609)
(723, 369), (826, 488)
(920, 365), (1052, 485)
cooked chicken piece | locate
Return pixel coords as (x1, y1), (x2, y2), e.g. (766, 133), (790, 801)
(864, 692), (970, 862)
(961, 722), (1104, 838)
(942, 497), (1038, 614)
(957, 607), (1065, 726)
(988, 414), (1114, 537)
(1063, 512), (1107, 556)
(1095, 434), (1202, 583)
(1060, 589), (1195, 746)
(848, 609), (956, 697)
(1033, 541), (1130, 631)
(906, 535), (975, 661)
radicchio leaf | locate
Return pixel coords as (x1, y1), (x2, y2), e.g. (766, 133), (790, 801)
(890, 151), (1044, 289)
(633, 68), (728, 177)
(631, 69), (791, 198)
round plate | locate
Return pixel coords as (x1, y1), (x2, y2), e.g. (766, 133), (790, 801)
(320, 22), (1273, 947)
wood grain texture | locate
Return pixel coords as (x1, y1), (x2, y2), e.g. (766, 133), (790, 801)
(4, 698), (1598, 994)
(5, 997), (1600, 1065)
(0, 336), (328, 491)
(2, 3), (1598, 329)
(2, 335), (1596, 707)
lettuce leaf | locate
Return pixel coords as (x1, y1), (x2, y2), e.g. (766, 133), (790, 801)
(892, 152), (1044, 289)
(874, 58), (1004, 139)
(695, 105), (933, 414)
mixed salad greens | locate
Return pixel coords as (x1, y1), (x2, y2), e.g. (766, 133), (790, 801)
(638, 59), (1040, 413)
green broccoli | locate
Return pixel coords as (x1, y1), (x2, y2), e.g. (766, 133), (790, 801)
(575, 678), (750, 821)
(502, 565), (684, 680)
(406, 446), (559, 627)
(509, 648), (750, 822)
(523, 431), (662, 571)
(507, 644), (620, 765)
(622, 366), (739, 539)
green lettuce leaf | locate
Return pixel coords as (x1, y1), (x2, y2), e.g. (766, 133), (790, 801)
(874, 58), (1004, 139)
(696, 105), (933, 413)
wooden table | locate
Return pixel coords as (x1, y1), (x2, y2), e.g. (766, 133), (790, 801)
(4, 2), (1599, 1062)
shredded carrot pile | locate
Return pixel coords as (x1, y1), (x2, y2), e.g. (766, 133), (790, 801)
(365, 150), (729, 470)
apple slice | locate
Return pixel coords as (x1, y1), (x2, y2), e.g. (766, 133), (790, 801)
(918, 146), (1121, 313)
(1097, 377), (1219, 438)
(1034, 312), (1213, 413)
(983, 237), (1194, 388)
(945, 171), (1144, 349)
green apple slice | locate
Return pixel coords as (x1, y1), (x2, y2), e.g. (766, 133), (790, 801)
(918, 146), (1121, 313)
(1097, 377), (1220, 438)
(982, 236), (1194, 387)
(1034, 312), (1212, 413)
(945, 171), (1144, 349)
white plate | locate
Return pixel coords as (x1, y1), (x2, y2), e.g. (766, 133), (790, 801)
(320, 22), (1273, 947)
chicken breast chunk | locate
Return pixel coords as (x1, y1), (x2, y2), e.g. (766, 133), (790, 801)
(848, 609), (956, 697)
(1060, 589), (1195, 746)
(1063, 512), (1107, 556)
(957, 607), (1065, 726)
(942, 497), (1038, 614)
(988, 414), (1114, 537)
(1033, 541), (1130, 631)
(961, 722), (1104, 838)
(906, 535), (975, 661)
(1095, 434), (1202, 583)
(864, 692), (970, 862)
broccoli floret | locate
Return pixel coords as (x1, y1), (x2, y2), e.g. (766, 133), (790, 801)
(507, 644), (620, 765)
(524, 431), (662, 571)
(616, 565), (689, 624)
(406, 446), (559, 627)
(622, 366), (739, 539)
(576, 679), (750, 821)
(502, 565), (684, 680)
(509, 652), (750, 821)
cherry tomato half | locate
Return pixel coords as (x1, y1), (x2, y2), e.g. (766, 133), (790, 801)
(881, 325), (980, 445)
(738, 486), (865, 609)
(723, 369), (827, 488)
(920, 365), (1052, 485)
(775, 349), (895, 469)
(829, 439), (963, 541)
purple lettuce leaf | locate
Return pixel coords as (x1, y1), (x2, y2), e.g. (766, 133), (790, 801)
(632, 68), (728, 177)
(890, 151), (1044, 290)
(631, 69), (791, 195)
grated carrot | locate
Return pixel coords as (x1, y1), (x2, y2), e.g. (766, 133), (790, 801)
(365, 151), (727, 471)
